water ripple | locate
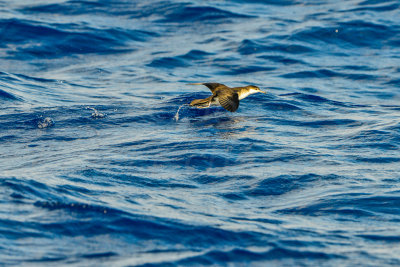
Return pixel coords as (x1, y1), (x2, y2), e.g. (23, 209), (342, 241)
(1, 0), (400, 266)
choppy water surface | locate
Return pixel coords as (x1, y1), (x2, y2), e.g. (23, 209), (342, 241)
(1, 0), (400, 266)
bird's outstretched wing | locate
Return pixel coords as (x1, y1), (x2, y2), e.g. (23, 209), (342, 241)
(216, 89), (239, 112)
(187, 83), (229, 94)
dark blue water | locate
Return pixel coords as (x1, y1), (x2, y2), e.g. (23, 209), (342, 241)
(1, 0), (400, 266)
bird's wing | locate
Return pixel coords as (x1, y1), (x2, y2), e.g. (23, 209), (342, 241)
(187, 83), (229, 93)
(217, 89), (239, 112)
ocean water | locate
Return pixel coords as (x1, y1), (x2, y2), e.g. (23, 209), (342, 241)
(1, 0), (400, 266)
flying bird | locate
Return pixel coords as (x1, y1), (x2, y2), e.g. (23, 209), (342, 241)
(189, 83), (266, 112)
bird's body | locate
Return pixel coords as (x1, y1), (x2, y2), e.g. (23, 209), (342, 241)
(189, 83), (266, 112)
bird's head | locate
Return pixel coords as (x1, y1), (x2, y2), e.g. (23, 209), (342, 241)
(246, 85), (267, 94)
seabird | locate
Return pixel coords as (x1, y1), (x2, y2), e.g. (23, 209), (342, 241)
(189, 83), (266, 112)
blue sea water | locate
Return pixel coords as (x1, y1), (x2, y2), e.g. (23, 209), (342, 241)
(1, 0), (400, 266)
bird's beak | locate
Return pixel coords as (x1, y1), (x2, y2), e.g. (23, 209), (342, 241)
(260, 90), (267, 94)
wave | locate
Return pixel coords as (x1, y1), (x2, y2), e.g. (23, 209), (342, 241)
(176, 247), (341, 266)
(19, 1), (131, 16)
(148, 50), (214, 69)
(245, 173), (340, 196)
(279, 193), (400, 218)
(290, 20), (398, 49)
(0, 88), (19, 101)
(346, 1), (399, 12)
(281, 69), (377, 81)
(238, 39), (314, 55)
(158, 5), (253, 23)
(0, 18), (156, 59)
(2, 0), (400, 266)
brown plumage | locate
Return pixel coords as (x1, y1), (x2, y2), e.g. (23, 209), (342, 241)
(189, 83), (266, 112)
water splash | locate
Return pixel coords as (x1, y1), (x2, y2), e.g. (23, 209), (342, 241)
(174, 104), (188, 121)
(37, 117), (54, 129)
(86, 107), (106, 119)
